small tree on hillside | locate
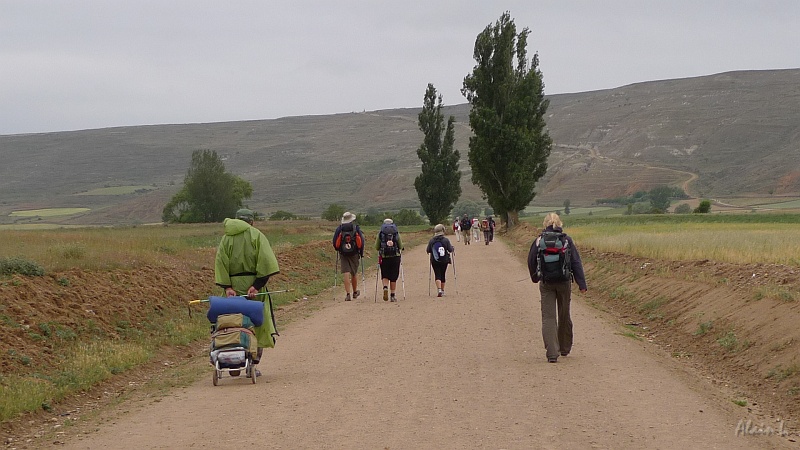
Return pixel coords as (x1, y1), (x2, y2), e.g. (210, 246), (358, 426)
(649, 186), (673, 213)
(693, 199), (712, 213)
(461, 12), (552, 228)
(414, 83), (461, 226)
(162, 149), (252, 223)
(321, 203), (346, 221)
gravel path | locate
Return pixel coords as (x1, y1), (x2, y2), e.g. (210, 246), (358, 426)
(60, 236), (791, 449)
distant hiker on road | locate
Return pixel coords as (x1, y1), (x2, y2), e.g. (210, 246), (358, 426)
(332, 211), (365, 301)
(376, 218), (403, 302)
(487, 216), (496, 242)
(472, 216), (481, 242)
(453, 219), (461, 242)
(481, 217), (491, 244)
(459, 214), (472, 245)
(426, 224), (455, 297)
(214, 208), (280, 377)
(527, 212), (587, 363)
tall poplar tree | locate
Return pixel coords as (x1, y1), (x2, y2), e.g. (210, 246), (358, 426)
(461, 12), (552, 227)
(414, 83), (461, 225)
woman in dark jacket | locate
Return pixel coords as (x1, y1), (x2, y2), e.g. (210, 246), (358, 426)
(426, 224), (455, 297)
(527, 213), (587, 363)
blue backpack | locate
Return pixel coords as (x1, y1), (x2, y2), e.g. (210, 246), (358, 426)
(431, 238), (450, 264)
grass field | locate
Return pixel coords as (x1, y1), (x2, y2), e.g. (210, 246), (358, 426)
(717, 197), (800, 208)
(77, 185), (157, 195)
(523, 206), (618, 216)
(524, 213), (800, 266)
(9, 208), (91, 218)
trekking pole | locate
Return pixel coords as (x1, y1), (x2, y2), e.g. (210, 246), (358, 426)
(428, 263), (432, 297)
(333, 252), (339, 301)
(451, 252), (458, 295)
(361, 254), (366, 288)
(400, 261), (406, 300)
(374, 259), (380, 303)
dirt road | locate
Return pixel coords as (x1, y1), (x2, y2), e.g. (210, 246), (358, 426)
(60, 235), (792, 449)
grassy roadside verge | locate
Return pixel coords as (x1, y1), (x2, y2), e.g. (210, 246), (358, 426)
(0, 222), (432, 428)
(508, 214), (800, 433)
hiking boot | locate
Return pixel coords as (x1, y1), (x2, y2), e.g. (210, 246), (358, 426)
(390, 293), (397, 302)
(247, 369), (262, 378)
(560, 351), (569, 357)
(437, 289), (443, 298)
(344, 293), (351, 301)
(383, 287), (389, 301)
(548, 357), (558, 363)
(353, 290), (360, 299)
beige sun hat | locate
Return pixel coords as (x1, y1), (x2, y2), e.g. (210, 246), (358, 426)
(341, 211), (356, 224)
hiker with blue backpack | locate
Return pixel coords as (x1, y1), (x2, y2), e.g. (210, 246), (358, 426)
(527, 212), (587, 363)
(332, 211), (365, 301)
(375, 218), (403, 302)
(426, 224), (455, 297)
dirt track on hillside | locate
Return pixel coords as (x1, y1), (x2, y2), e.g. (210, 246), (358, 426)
(50, 236), (795, 449)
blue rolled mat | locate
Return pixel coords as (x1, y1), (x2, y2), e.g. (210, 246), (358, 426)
(206, 296), (265, 326)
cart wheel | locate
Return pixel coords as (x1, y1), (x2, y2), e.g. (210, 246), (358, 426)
(212, 369), (219, 386)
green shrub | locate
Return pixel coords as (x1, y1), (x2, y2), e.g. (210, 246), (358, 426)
(269, 210), (298, 221)
(0, 257), (45, 276)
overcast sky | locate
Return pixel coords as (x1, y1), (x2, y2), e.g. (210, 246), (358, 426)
(2, 1), (799, 135)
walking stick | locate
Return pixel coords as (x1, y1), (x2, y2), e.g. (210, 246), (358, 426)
(428, 263), (432, 297)
(333, 252), (339, 301)
(400, 261), (406, 300)
(451, 251), (458, 295)
(188, 289), (296, 318)
(361, 254), (365, 287)
(374, 259), (380, 303)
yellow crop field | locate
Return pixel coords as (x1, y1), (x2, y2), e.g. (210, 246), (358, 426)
(569, 222), (800, 266)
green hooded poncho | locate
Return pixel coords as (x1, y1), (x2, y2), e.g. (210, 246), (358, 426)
(214, 218), (280, 348)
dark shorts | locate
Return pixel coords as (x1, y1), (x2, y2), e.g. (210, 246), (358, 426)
(431, 260), (448, 282)
(380, 256), (401, 282)
(339, 252), (360, 275)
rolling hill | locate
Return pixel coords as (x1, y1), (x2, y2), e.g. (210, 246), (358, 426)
(1, 69), (798, 225)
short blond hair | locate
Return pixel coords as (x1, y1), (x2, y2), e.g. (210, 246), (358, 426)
(543, 212), (563, 228)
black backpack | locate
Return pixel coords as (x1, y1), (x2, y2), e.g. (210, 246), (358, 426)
(536, 231), (572, 282)
(335, 222), (362, 255)
(431, 237), (450, 264)
(379, 223), (399, 257)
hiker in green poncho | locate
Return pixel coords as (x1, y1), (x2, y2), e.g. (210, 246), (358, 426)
(214, 209), (280, 376)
